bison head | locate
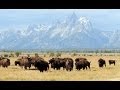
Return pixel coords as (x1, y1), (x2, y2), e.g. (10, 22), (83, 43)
(7, 59), (10, 66)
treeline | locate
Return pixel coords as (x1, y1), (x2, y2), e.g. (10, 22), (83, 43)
(1, 49), (120, 54)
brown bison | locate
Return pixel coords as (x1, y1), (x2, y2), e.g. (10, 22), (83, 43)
(30, 56), (44, 69)
(34, 60), (49, 72)
(109, 60), (115, 66)
(0, 58), (10, 68)
(98, 58), (106, 67)
(16, 56), (45, 70)
(49, 58), (66, 70)
(64, 58), (74, 71)
(75, 58), (91, 70)
(16, 57), (32, 69)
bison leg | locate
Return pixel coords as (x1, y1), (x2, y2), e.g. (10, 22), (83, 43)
(40, 70), (43, 72)
(57, 68), (59, 70)
(2, 65), (5, 68)
(2, 66), (4, 68)
(57, 67), (60, 70)
(66, 69), (68, 71)
(88, 65), (90, 69)
(45, 67), (47, 71)
(105, 63), (106, 67)
(83, 67), (85, 70)
(24, 66), (27, 70)
(6, 65), (8, 68)
(59, 67), (60, 70)
(114, 62), (115, 66)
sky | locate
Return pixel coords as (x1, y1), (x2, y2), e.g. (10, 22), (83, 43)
(0, 9), (120, 31)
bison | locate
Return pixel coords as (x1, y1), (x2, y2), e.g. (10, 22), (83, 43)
(30, 56), (45, 69)
(49, 58), (66, 70)
(98, 58), (106, 67)
(65, 58), (74, 71)
(109, 60), (115, 66)
(75, 58), (91, 70)
(0, 58), (10, 68)
(17, 57), (32, 69)
(34, 60), (49, 72)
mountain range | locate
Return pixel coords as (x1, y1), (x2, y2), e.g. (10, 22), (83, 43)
(0, 12), (119, 50)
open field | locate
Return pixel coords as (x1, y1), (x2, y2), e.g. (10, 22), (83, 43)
(0, 53), (120, 81)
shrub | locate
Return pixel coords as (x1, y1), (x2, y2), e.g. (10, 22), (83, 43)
(49, 52), (54, 57)
(9, 53), (14, 57)
(35, 53), (39, 57)
(27, 54), (30, 57)
(15, 52), (21, 57)
(56, 52), (61, 57)
(4, 54), (8, 57)
(44, 54), (46, 57)
(72, 53), (77, 56)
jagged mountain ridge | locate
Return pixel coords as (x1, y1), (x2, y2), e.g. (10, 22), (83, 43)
(0, 13), (119, 50)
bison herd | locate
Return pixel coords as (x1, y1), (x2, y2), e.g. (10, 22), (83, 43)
(0, 56), (116, 72)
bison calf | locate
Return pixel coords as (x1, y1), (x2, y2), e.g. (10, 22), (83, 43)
(109, 60), (115, 66)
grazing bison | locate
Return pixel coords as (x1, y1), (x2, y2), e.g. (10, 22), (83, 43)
(17, 57), (32, 69)
(49, 58), (66, 70)
(98, 58), (106, 67)
(16, 56), (45, 70)
(34, 60), (49, 72)
(75, 58), (91, 70)
(65, 58), (74, 71)
(0, 58), (10, 68)
(30, 56), (44, 69)
(109, 60), (115, 66)
(59, 58), (66, 70)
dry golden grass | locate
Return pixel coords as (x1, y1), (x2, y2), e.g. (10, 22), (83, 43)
(0, 53), (120, 81)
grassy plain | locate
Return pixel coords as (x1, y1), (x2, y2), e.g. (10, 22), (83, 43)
(0, 53), (120, 81)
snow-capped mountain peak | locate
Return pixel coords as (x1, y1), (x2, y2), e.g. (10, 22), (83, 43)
(0, 12), (119, 50)
(79, 16), (89, 24)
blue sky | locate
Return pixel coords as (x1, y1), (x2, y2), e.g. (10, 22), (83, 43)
(0, 9), (120, 31)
